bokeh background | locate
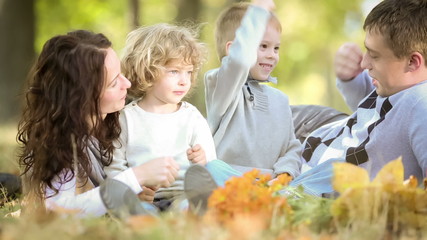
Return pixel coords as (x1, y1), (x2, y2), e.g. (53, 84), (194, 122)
(0, 0), (380, 173)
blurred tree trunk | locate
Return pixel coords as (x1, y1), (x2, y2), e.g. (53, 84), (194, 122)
(0, 0), (35, 123)
(175, 0), (201, 24)
(175, 0), (207, 115)
(129, 0), (140, 29)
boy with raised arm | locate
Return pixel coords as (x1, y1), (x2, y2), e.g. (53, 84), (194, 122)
(205, 0), (301, 179)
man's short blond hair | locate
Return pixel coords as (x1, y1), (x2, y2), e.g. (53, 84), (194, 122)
(121, 23), (207, 99)
(215, 2), (281, 60)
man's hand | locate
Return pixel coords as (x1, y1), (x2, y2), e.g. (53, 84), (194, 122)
(334, 42), (364, 81)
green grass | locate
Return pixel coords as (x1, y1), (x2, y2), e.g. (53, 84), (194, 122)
(1, 124), (426, 240)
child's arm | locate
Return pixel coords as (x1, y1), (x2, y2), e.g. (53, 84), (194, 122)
(273, 130), (302, 179)
(205, 4), (273, 129)
(272, 98), (302, 179)
(188, 108), (217, 164)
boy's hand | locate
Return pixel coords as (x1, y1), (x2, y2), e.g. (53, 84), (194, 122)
(137, 186), (158, 203)
(334, 42), (364, 81)
(187, 144), (207, 165)
(268, 172), (293, 185)
(253, 0), (275, 11)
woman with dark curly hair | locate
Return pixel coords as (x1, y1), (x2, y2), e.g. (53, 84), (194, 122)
(17, 30), (179, 218)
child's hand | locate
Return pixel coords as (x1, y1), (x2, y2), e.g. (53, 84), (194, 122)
(253, 0), (275, 11)
(187, 144), (207, 165)
(268, 172), (293, 185)
(334, 42), (364, 81)
(137, 186), (158, 203)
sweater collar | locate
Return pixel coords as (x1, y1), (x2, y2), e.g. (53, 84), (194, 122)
(247, 75), (277, 84)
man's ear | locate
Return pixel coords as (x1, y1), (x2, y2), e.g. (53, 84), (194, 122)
(225, 41), (233, 56)
(406, 52), (423, 72)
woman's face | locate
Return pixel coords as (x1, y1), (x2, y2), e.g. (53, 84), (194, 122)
(99, 48), (131, 118)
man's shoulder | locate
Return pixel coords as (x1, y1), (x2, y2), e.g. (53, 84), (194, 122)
(392, 80), (427, 105)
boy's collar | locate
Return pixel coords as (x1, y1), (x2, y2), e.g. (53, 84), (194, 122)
(247, 75), (277, 84)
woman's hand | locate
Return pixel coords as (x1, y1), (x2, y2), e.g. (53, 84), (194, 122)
(132, 157), (180, 188)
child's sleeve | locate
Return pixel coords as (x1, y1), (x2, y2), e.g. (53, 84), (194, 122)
(273, 104), (302, 179)
(190, 110), (218, 162)
(205, 6), (271, 129)
(274, 137), (302, 179)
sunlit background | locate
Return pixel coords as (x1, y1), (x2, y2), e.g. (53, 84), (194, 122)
(0, 0), (380, 173)
(33, 0), (380, 115)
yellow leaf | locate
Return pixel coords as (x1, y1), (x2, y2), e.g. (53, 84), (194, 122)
(332, 162), (369, 193)
(372, 157), (403, 188)
(403, 175), (418, 188)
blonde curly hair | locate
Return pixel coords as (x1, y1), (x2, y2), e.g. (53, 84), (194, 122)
(121, 23), (207, 99)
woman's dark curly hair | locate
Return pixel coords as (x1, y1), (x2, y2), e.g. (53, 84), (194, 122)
(17, 30), (121, 199)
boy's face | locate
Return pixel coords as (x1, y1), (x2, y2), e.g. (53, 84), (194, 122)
(249, 24), (280, 81)
(361, 30), (411, 97)
(145, 59), (193, 110)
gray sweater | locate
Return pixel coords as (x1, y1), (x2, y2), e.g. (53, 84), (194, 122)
(204, 6), (301, 178)
(302, 71), (427, 181)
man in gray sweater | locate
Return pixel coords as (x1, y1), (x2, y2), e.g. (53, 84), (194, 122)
(186, 0), (427, 207)
(299, 0), (427, 192)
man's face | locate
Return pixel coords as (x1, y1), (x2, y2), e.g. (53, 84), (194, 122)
(360, 31), (411, 97)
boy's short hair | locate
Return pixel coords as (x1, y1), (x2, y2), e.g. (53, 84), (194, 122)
(364, 0), (427, 64)
(214, 2), (281, 60)
(121, 23), (207, 99)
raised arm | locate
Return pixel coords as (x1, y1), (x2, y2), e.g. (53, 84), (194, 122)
(334, 43), (374, 111)
(205, 5), (272, 130)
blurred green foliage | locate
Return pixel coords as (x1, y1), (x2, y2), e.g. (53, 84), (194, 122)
(0, 0), (376, 173)
(34, 0), (373, 115)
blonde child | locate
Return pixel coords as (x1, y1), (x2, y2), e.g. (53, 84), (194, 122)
(204, 0), (301, 179)
(105, 23), (216, 208)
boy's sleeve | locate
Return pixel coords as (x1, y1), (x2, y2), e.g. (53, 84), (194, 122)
(205, 6), (271, 130)
(274, 137), (302, 179)
(336, 70), (374, 112)
(104, 111), (130, 178)
(273, 99), (302, 178)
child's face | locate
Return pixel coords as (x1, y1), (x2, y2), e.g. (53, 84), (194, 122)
(249, 24), (280, 81)
(147, 59), (193, 108)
